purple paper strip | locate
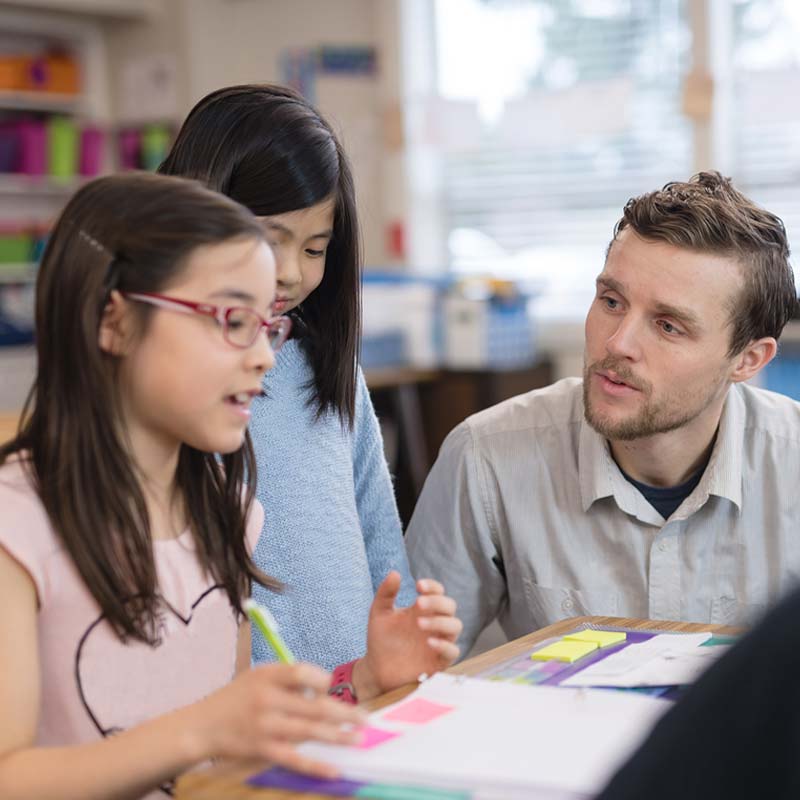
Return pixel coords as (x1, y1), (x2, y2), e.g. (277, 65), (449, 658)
(247, 766), (366, 796)
(543, 631), (656, 686)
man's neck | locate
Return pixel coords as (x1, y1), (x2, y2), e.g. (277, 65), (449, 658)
(608, 403), (725, 488)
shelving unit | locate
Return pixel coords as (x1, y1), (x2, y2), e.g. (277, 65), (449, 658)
(0, 89), (84, 114)
(0, 5), (109, 363)
(0, 263), (37, 284)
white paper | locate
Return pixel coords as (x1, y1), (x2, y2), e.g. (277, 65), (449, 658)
(299, 673), (670, 798)
(559, 632), (724, 688)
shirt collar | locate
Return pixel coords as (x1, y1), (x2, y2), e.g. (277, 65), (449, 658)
(674, 384), (744, 518)
(578, 384), (744, 521)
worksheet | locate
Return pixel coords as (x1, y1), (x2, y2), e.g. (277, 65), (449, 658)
(297, 673), (670, 798)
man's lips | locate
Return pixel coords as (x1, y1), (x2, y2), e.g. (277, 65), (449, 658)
(596, 369), (642, 393)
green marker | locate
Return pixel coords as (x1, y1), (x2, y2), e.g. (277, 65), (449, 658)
(244, 599), (296, 664)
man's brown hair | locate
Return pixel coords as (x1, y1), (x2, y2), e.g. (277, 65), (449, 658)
(612, 171), (798, 356)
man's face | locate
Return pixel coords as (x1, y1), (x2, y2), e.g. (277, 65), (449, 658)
(583, 228), (744, 441)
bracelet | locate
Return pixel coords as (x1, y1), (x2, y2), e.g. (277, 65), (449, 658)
(328, 660), (358, 704)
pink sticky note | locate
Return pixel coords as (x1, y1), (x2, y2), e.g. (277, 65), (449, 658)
(382, 698), (455, 724)
(356, 726), (400, 749)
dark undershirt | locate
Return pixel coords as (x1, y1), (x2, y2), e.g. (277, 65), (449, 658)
(620, 458), (709, 520)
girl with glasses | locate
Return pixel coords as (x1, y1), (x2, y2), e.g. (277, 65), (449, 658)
(0, 172), (369, 798)
(160, 85), (462, 702)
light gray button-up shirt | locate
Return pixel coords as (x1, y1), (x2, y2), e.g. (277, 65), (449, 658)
(406, 378), (800, 653)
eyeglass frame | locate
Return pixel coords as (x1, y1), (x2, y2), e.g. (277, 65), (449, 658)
(121, 291), (292, 351)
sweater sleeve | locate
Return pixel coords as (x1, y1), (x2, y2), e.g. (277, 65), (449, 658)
(352, 367), (417, 607)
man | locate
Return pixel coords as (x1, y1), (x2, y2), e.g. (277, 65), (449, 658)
(406, 172), (800, 654)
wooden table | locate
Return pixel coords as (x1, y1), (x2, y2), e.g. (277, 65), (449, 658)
(175, 615), (740, 799)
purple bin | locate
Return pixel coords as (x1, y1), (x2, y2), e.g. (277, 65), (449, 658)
(79, 126), (104, 176)
(0, 122), (20, 172)
(118, 129), (141, 170)
(17, 119), (47, 176)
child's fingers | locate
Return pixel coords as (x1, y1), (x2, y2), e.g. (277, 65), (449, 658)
(416, 594), (457, 617)
(268, 690), (366, 725)
(373, 570), (403, 612)
(418, 616), (463, 640)
(255, 662), (332, 693)
(261, 740), (341, 780)
(426, 637), (460, 663)
(267, 712), (363, 746)
(416, 578), (445, 595)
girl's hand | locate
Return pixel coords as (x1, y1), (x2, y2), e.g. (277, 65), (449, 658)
(354, 571), (462, 700)
(189, 662), (367, 778)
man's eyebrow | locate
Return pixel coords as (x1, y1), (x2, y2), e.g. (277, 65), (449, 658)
(652, 301), (701, 329)
(596, 275), (625, 294)
(596, 275), (701, 329)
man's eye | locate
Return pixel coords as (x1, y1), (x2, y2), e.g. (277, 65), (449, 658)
(658, 320), (682, 335)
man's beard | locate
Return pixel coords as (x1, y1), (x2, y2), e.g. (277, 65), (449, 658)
(583, 356), (705, 441)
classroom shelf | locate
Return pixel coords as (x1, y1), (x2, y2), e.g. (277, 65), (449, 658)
(0, 90), (85, 114)
(0, 263), (37, 284)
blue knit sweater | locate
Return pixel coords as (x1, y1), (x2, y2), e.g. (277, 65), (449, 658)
(249, 340), (416, 670)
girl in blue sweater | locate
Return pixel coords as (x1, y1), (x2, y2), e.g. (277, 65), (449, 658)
(160, 85), (459, 702)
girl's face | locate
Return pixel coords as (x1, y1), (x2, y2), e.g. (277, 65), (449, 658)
(110, 237), (277, 461)
(259, 197), (335, 315)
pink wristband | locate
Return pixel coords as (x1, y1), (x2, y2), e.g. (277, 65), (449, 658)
(328, 660), (358, 704)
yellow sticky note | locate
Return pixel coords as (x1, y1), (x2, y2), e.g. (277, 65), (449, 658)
(531, 639), (598, 663)
(564, 630), (627, 648)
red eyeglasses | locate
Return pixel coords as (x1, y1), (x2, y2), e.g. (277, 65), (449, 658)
(122, 292), (292, 351)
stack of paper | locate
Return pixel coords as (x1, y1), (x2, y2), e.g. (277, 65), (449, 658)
(298, 673), (671, 799)
(559, 633), (731, 688)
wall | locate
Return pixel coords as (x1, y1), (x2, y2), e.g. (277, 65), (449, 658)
(104, 0), (402, 266)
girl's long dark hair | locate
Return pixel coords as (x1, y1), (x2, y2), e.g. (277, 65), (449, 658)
(159, 84), (361, 427)
(0, 172), (279, 643)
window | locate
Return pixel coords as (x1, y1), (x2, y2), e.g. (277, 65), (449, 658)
(731, 0), (800, 251)
(429, 0), (691, 294)
(409, 0), (798, 295)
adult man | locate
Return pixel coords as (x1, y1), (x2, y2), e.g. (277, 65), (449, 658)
(406, 172), (800, 653)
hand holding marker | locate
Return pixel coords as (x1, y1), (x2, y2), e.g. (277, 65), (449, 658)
(244, 599), (296, 664)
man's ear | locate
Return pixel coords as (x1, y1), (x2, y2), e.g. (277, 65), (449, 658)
(729, 336), (777, 384)
(98, 290), (133, 356)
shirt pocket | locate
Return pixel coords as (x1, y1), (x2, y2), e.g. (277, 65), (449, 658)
(710, 595), (766, 627)
(522, 580), (620, 628)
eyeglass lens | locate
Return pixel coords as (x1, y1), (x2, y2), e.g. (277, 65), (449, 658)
(224, 308), (288, 350)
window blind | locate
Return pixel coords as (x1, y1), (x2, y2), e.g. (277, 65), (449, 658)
(434, 0), (692, 274)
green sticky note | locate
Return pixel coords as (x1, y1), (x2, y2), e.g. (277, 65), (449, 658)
(356, 784), (470, 800)
(565, 630), (627, 648)
(702, 635), (738, 647)
(531, 639), (598, 663)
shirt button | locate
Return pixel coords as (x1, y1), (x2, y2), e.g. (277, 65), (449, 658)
(658, 541), (668, 552)
(562, 598), (574, 612)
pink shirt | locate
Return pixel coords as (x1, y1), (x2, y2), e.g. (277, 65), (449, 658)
(0, 456), (264, 799)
